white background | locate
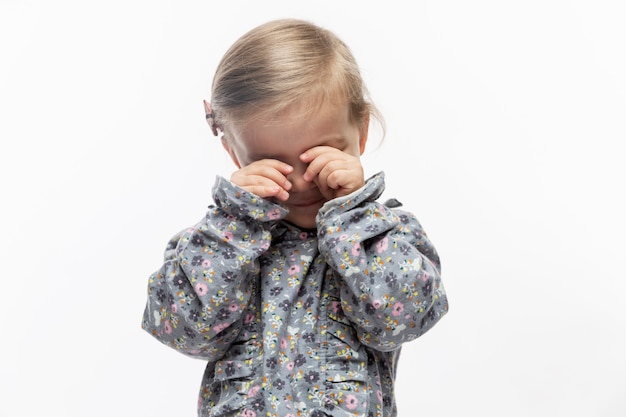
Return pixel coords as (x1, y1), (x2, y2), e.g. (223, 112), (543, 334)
(1, 1), (625, 416)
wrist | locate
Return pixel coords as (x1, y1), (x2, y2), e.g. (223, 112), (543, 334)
(212, 176), (288, 222)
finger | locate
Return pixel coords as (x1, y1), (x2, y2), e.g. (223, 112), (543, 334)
(301, 149), (346, 182)
(300, 146), (342, 167)
(230, 160), (293, 200)
(318, 158), (364, 196)
(232, 174), (291, 200)
(245, 183), (290, 201)
(240, 160), (293, 190)
(326, 169), (363, 191)
(311, 175), (333, 201)
(315, 155), (359, 184)
(253, 159), (294, 175)
(251, 159), (294, 180)
(299, 145), (337, 162)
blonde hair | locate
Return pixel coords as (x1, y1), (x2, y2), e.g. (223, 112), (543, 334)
(210, 19), (384, 137)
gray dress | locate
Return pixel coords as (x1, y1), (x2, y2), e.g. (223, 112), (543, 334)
(142, 172), (448, 417)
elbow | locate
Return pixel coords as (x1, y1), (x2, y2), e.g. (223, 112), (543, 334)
(356, 294), (449, 351)
(349, 313), (423, 352)
(141, 308), (245, 360)
(411, 291), (449, 337)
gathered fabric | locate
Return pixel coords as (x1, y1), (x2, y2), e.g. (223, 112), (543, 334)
(142, 172), (448, 417)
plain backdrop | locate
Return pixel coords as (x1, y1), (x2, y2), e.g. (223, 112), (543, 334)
(1, 1), (625, 416)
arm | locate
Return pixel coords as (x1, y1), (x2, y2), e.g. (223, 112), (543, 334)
(317, 173), (448, 352)
(141, 176), (287, 360)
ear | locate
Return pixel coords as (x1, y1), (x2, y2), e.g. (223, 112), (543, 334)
(221, 137), (242, 169)
(358, 114), (370, 155)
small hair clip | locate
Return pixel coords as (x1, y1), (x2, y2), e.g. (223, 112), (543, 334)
(203, 100), (219, 136)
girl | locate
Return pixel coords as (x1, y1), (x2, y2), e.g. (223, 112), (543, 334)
(142, 18), (448, 417)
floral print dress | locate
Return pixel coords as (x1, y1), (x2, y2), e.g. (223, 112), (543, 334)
(142, 172), (448, 417)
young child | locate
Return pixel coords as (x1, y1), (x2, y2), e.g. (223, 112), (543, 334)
(142, 18), (448, 417)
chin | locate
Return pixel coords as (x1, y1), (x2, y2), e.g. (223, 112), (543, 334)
(285, 215), (317, 230)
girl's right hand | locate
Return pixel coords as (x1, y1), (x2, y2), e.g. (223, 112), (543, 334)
(230, 159), (293, 202)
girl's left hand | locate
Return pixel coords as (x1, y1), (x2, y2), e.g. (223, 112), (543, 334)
(300, 146), (364, 200)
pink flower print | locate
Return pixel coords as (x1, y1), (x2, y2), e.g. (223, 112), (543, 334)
(228, 303), (239, 312)
(267, 208), (281, 220)
(351, 243), (361, 257)
(331, 301), (341, 313)
(213, 322), (230, 333)
(299, 232), (309, 240)
(288, 264), (300, 275)
(345, 394), (358, 410)
(244, 312), (255, 324)
(339, 233), (349, 241)
(280, 338), (288, 349)
(164, 320), (172, 334)
(194, 282), (209, 296)
(285, 414), (295, 417)
(171, 303), (178, 313)
(377, 390), (383, 402)
(202, 259), (211, 268)
(242, 410), (256, 417)
(376, 237), (388, 254)
(392, 301), (404, 316)
(223, 231), (234, 241)
(286, 362), (295, 370)
(247, 385), (260, 397)
(372, 300), (382, 309)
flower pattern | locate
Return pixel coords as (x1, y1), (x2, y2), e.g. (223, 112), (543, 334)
(142, 173), (448, 416)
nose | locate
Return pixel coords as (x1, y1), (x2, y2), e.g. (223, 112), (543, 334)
(287, 162), (316, 192)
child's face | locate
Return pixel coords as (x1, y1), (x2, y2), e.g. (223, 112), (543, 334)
(222, 100), (368, 229)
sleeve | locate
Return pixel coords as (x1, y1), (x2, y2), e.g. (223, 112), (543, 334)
(316, 172), (448, 352)
(141, 176), (287, 360)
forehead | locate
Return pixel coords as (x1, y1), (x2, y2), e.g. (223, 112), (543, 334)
(235, 100), (356, 155)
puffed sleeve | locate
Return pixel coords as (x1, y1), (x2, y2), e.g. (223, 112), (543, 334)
(141, 176), (287, 360)
(316, 172), (448, 351)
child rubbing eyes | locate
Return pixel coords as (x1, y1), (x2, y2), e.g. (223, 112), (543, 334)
(142, 18), (448, 417)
